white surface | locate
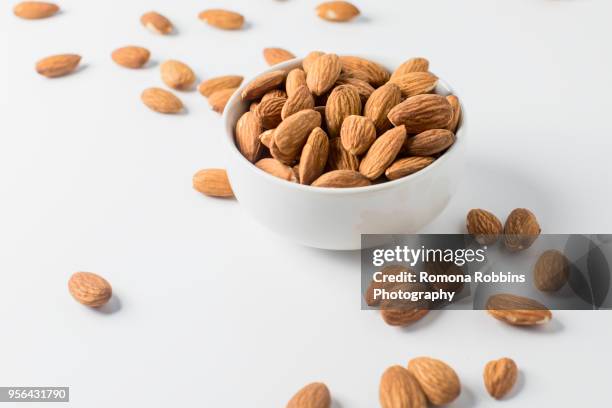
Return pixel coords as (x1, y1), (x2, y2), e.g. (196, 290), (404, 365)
(1, 0), (611, 406)
(224, 60), (466, 250)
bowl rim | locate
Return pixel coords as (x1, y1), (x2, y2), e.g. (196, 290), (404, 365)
(222, 57), (466, 195)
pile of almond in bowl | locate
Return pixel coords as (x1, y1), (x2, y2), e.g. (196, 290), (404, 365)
(234, 53), (461, 188)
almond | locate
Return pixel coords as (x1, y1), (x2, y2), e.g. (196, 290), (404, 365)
(327, 137), (359, 171)
(359, 125), (407, 180)
(316, 1), (360, 22)
(466, 209), (503, 245)
(403, 129), (455, 156)
(198, 9), (244, 30)
(255, 158), (297, 182)
(307, 53), (342, 96)
(262, 89), (288, 101)
(235, 111), (263, 162)
(256, 96), (287, 129)
(445, 95), (462, 133)
(193, 169), (234, 198)
(198, 75), (243, 97)
(111, 46), (150, 69)
(209, 87), (237, 114)
(389, 71), (438, 98)
(486, 293), (552, 326)
(340, 56), (390, 86)
(241, 70), (287, 101)
(503, 208), (541, 252)
(303, 51), (325, 74)
(336, 75), (375, 103)
(391, 57), (430, 79)
(379, 366), (427, 408)
(365, 265), (412, 307)
(68, 272), (112, 307)
(13, 1), (58, 19)
(270, 137), (296, 165)
(381, 308), (429, 327)
(274, 109), (322, 161)
(160, 60), (196, 90)
(258, 129), (275, 148)
(263, 47), (296, 66)
(282, 85), (315, 120)
(286, 68), (308, 98)
(141, 11), (173, 35)
(286, 382), (331, 408)
(364, 83), (402, 134)
(35, 54), (81, 78)
(484, 358), (518, 400)
(340, 115), (376, 155)
(312, 170), (371, 188)
(300, 128), (329, 185)
(325, 84), (361, 137)
(385, 156), (435, 180)
(534, 250), (570, 292)
(388, 94), (453, 133)
(407, 357), (461, 405)
(141, 87), (183, 114)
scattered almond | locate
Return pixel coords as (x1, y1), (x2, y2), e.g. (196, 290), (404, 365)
(379, 365), (427, 408)
(111, 46), (150, 69)
(312, 169), (370, 188)
(286, 382), (331, 408)
(193, 169), (234, 197)
(241, 70), (287, 101)
(340, 115), (376, 155)
(534, 249), (570, 292)
(486, 293), (552, 326)
(235, 111), (263, 162)
(35, 54), (81, 78)
(68, 272), (112, 307)
(385, 157), (435, 180)
(359, 126), (407, 180)
(141, 87), (183, 114)
(483, 358), (518, 400)
(255, 158), (297, 182)
(299, 128), (329, 185)
(307, 53), (342, 96)
(209, 87), (237, 113)
(14, 1), (59, 19)
(141, 11), (173, 35)
(403, 129), (455, 156)
(198, 75), (243, 97)
(407, 357), (461, 405)
(466, 209), (503, 245)
(263, 47), (296, 66)
(503, 208), (541, 251)
(381, 308), (429, 327)
(160, 60), (196, 90)
(316, 1), (360, 22)
(199, 9), (244, 30)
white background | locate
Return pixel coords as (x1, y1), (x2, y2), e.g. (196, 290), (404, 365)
(1, 0), (611, 406)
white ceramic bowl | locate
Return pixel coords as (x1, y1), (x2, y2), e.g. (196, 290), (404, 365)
(223, 58), (466, 250)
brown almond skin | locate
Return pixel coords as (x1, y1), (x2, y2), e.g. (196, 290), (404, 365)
(364, 83), (402, 134)
(36, 54), (81, 78)
(534, 250), (570, 292)
(263, 47), (296, 66)
(193, 169), (234, 198)
(111, 46), (150, 69)
(258, 129), (275, 148)
(68, 272), (112, 307)
(303, 51), (325, 74)
(274, 109), (322, 161)
(262, 89), (288, 101)
(385, 156), (435, 180)
(484, 358), (518, 400)
(282, 85), (315, 120)
(381, 308), (429, 327)
(340, 56), (390, 86)
(388, 94), (453, 134)
(209, 88), (237, 114)
(391, 57), (430, 79)
(300, 128), (329, 185)
(503, 208), (541, 251)
(467, 209), (503, 245)
(408, 357), (461, 405)
(141, 88), (183, 114)
(325, 84), (362, 137)
(241, 70), (287, 101)
(486, 294), (552, 326)
(379, 366), (427, 408)
(316, 1), (360, 22)
(365, 265), (411, 307)
(340, 115), (376, 155)
(312, 170), (371, 188)
(359, 125), (407, 180)
(307, 53), (342, 96)
(327, 137), (359, 171)
(389, 71), (438, 98)
(160, 60), (196, 90)
(255, 96), (287, 129)
(255, 158), (297, 182)
(403, 129), (455, 156)
(141, 11), (173, 34)
(14, 1), (59, 19)
(198, 9), (244, 30)
(336, 75), (375, 103)
(286, 68), (308, 98)
(235, 111), (263, 162)
(198, 75), (243, 97)
(445, 95), (462, 133)
(286, 382), (331, 408)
